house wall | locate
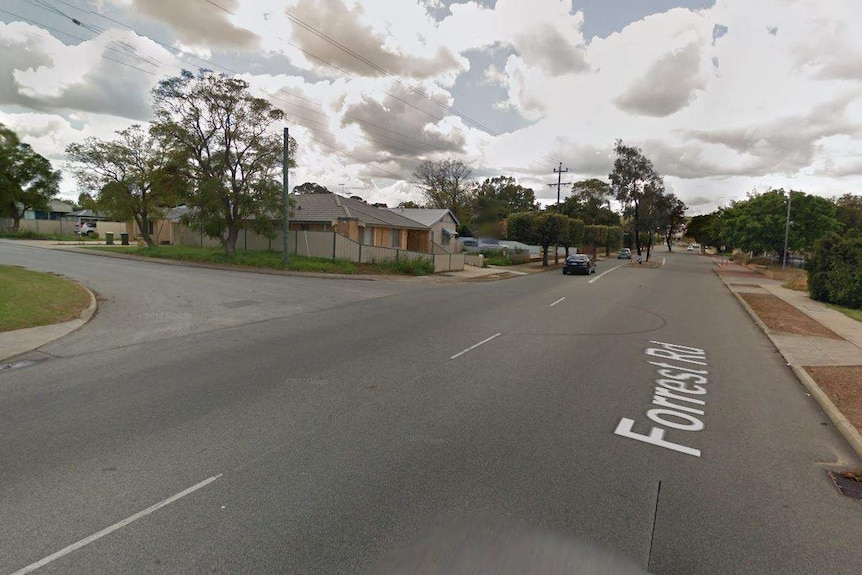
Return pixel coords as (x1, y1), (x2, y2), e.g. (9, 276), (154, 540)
(428, 213), (459, 252)
(333, 219), (359, 241)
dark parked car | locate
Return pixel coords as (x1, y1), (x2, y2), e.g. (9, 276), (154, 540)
(562, 254), (596, 275)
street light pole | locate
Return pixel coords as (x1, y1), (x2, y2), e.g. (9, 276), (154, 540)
(782, 191), (792, 271)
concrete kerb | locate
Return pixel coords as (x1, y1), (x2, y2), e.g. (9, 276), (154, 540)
(791, 365), (862, 459)
(713, 263), (862, 460)
(0, 282), (97, 363)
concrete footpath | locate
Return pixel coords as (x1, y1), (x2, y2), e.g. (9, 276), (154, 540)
(713, 257), (862, 459)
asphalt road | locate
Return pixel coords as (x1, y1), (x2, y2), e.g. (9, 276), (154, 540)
(1, 242), (860, 574)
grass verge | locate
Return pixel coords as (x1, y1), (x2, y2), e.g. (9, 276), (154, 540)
(0, 265), (91, 332)
(0, 230), (96, 241)
(87, 245), (435, 275)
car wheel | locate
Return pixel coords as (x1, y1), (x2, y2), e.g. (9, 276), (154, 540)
(86, 230), (95, 238)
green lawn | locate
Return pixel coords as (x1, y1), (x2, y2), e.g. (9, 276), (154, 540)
(87, 245), (434, 275)
(0, 265), (91, 332)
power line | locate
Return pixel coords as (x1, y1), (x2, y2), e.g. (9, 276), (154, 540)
(6, 2), (524, 182)
(0, 7), (159, 72)
(284, 10), (503, 137)
(7, 2), (420, 157)
(35, 0), (450, 159)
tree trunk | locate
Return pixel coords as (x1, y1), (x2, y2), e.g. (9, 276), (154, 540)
(646, 232), (653, 261)
(135, 213), (155, 247)
(542, 243), (549, 266)
(11, 215), (21, 233)
(224, 225), (239, 258)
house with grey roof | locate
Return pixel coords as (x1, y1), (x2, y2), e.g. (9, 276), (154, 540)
(23, 198), (76, 221)
(291, 193), (432, 252)
(386, 208), (460, 252)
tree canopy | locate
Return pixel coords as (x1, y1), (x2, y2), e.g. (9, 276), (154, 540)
(834, 193), (862, 233)
(66, 125), (180, 246)
(719, 189), (838, 258)
(410, 158), (473, 223)
(0, 124), (60, 231)
(506, 211), (568, 266)
(686, 213), (721, 249)
(561, 179), (619, 226)
(293, 182), (330, 194)
(470, 175), (537, 237)
(151, 69), (294, 257)
(609, 140), (662, 257)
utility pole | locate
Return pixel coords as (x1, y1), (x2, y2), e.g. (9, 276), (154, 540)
(282, 127), (290, 266)
(549, 162), (571, 265)
(782, 191), (792, 271)
(554, 162), (569, 213)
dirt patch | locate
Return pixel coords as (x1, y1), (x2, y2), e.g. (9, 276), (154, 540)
(805, 366), (862, 435)
(739, 293), (842, 339)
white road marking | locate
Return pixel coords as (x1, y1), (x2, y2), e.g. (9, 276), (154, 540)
(450, 333), (502, 359)
(588, 263), (627, 284)
(10, 475), (223, 575)
(549, 297), (566, 307)
(661, 257), (666, 266)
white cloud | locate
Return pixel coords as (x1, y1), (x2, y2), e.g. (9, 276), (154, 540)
(2, 0), (862, 215)
(127, 0), (259, 50)
(615, 41), (706, 117)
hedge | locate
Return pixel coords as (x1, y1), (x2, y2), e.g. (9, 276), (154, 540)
(808, 232), (862, 309)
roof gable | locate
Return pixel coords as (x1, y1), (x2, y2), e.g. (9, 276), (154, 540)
(385, 208), (459, 227)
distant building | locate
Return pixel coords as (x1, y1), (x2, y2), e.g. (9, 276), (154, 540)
(23, 199), (76, 220)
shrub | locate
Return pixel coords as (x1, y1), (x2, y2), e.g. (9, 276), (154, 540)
(808, 233), (862, 309)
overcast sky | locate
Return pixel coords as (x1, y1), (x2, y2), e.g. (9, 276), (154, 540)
(1, 0), (860, 214)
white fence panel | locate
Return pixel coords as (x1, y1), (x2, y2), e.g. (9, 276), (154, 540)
(434, 253), (465, 272)
(464, 254), (484, 267)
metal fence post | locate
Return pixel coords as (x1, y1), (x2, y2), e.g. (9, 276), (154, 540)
(332, 232), (337, 260)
